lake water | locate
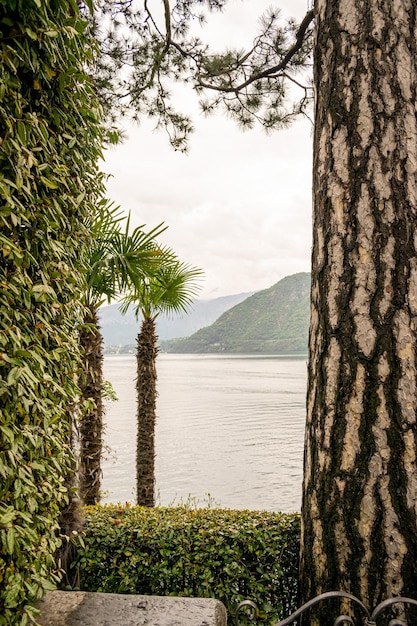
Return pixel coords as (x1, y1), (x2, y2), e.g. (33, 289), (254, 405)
(102, 354), (307, 512)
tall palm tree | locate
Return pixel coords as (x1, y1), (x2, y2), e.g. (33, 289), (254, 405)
(124, 259), (203, 506)
(79, 202), (166, 505)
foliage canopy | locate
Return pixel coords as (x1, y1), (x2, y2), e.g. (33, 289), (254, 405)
(92, 1), (314, 150)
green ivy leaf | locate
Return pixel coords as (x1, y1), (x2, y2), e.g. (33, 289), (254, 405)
(39, 176), (59, 189)
(6, 528), (16, 554)
(0, 506), (16, 526)
(25, 28), (37, 40)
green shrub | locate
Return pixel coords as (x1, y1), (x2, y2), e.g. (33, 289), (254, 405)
(69, 505), (300, 624)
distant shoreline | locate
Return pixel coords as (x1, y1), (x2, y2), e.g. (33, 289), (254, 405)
(104, 350), (309, 358)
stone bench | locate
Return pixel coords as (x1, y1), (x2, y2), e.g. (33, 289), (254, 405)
(35, 591), (227, 626)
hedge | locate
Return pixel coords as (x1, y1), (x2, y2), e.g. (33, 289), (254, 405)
(68, 505), (300, 624)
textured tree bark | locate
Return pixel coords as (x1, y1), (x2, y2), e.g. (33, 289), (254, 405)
(301, 0), (417, 623)
(79, 305), (104, 506)
(136, 318), (158, 507)
(56, 413), (85, 584)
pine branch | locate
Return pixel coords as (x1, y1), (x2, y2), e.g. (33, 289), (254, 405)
(196, 9), (315, 93)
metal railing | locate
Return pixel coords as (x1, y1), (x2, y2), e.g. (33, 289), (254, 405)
(235, 591), (417, 625)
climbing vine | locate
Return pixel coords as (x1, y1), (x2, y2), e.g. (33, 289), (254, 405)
(0, 1), (104, 623)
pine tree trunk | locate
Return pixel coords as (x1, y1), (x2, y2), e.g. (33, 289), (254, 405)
(79, 305), (104, 505)
(136, 317), (158, 507)
(301, 1), (417, 622)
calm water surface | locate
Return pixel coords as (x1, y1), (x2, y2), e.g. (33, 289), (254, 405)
(102, 354), (307, 512)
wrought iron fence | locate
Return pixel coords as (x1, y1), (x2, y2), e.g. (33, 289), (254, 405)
(235, 591), (417, 626)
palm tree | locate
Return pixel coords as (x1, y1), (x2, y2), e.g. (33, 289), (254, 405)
(124, 259), (203, 506)
(79, 202), (166, 505)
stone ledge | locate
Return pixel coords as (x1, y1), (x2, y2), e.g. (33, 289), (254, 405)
(34, 591), (228, 626)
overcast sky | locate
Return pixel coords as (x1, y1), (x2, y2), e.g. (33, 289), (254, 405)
(102, 0), (314, 300)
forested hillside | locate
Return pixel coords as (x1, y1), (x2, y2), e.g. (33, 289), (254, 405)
(160, 273), (310, 354)
(99, 291), (254, 346)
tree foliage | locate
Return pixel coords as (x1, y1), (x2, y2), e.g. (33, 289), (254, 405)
(127, 257), (204, 322)
(91, 0), (314, 150)
(84, 201), (168, 310)
(0, 1), (105, 622)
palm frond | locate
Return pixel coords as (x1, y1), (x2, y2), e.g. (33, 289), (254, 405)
(124, 255), (204, 321)
(83, 201), (169, 308)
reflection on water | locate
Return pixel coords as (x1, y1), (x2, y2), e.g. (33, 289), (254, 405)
(102, 354), (307, 512)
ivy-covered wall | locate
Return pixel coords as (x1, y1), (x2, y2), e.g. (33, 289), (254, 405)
(0, 1), (104, 624)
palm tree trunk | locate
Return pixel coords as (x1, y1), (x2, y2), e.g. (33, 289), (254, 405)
(79, 304), (104, 505)
(300, 1), (417, 623)
(136, 317), (158, 507)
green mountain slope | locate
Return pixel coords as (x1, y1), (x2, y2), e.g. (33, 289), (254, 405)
(160, 272), (311, 354)
(99, 291), (254, 346)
